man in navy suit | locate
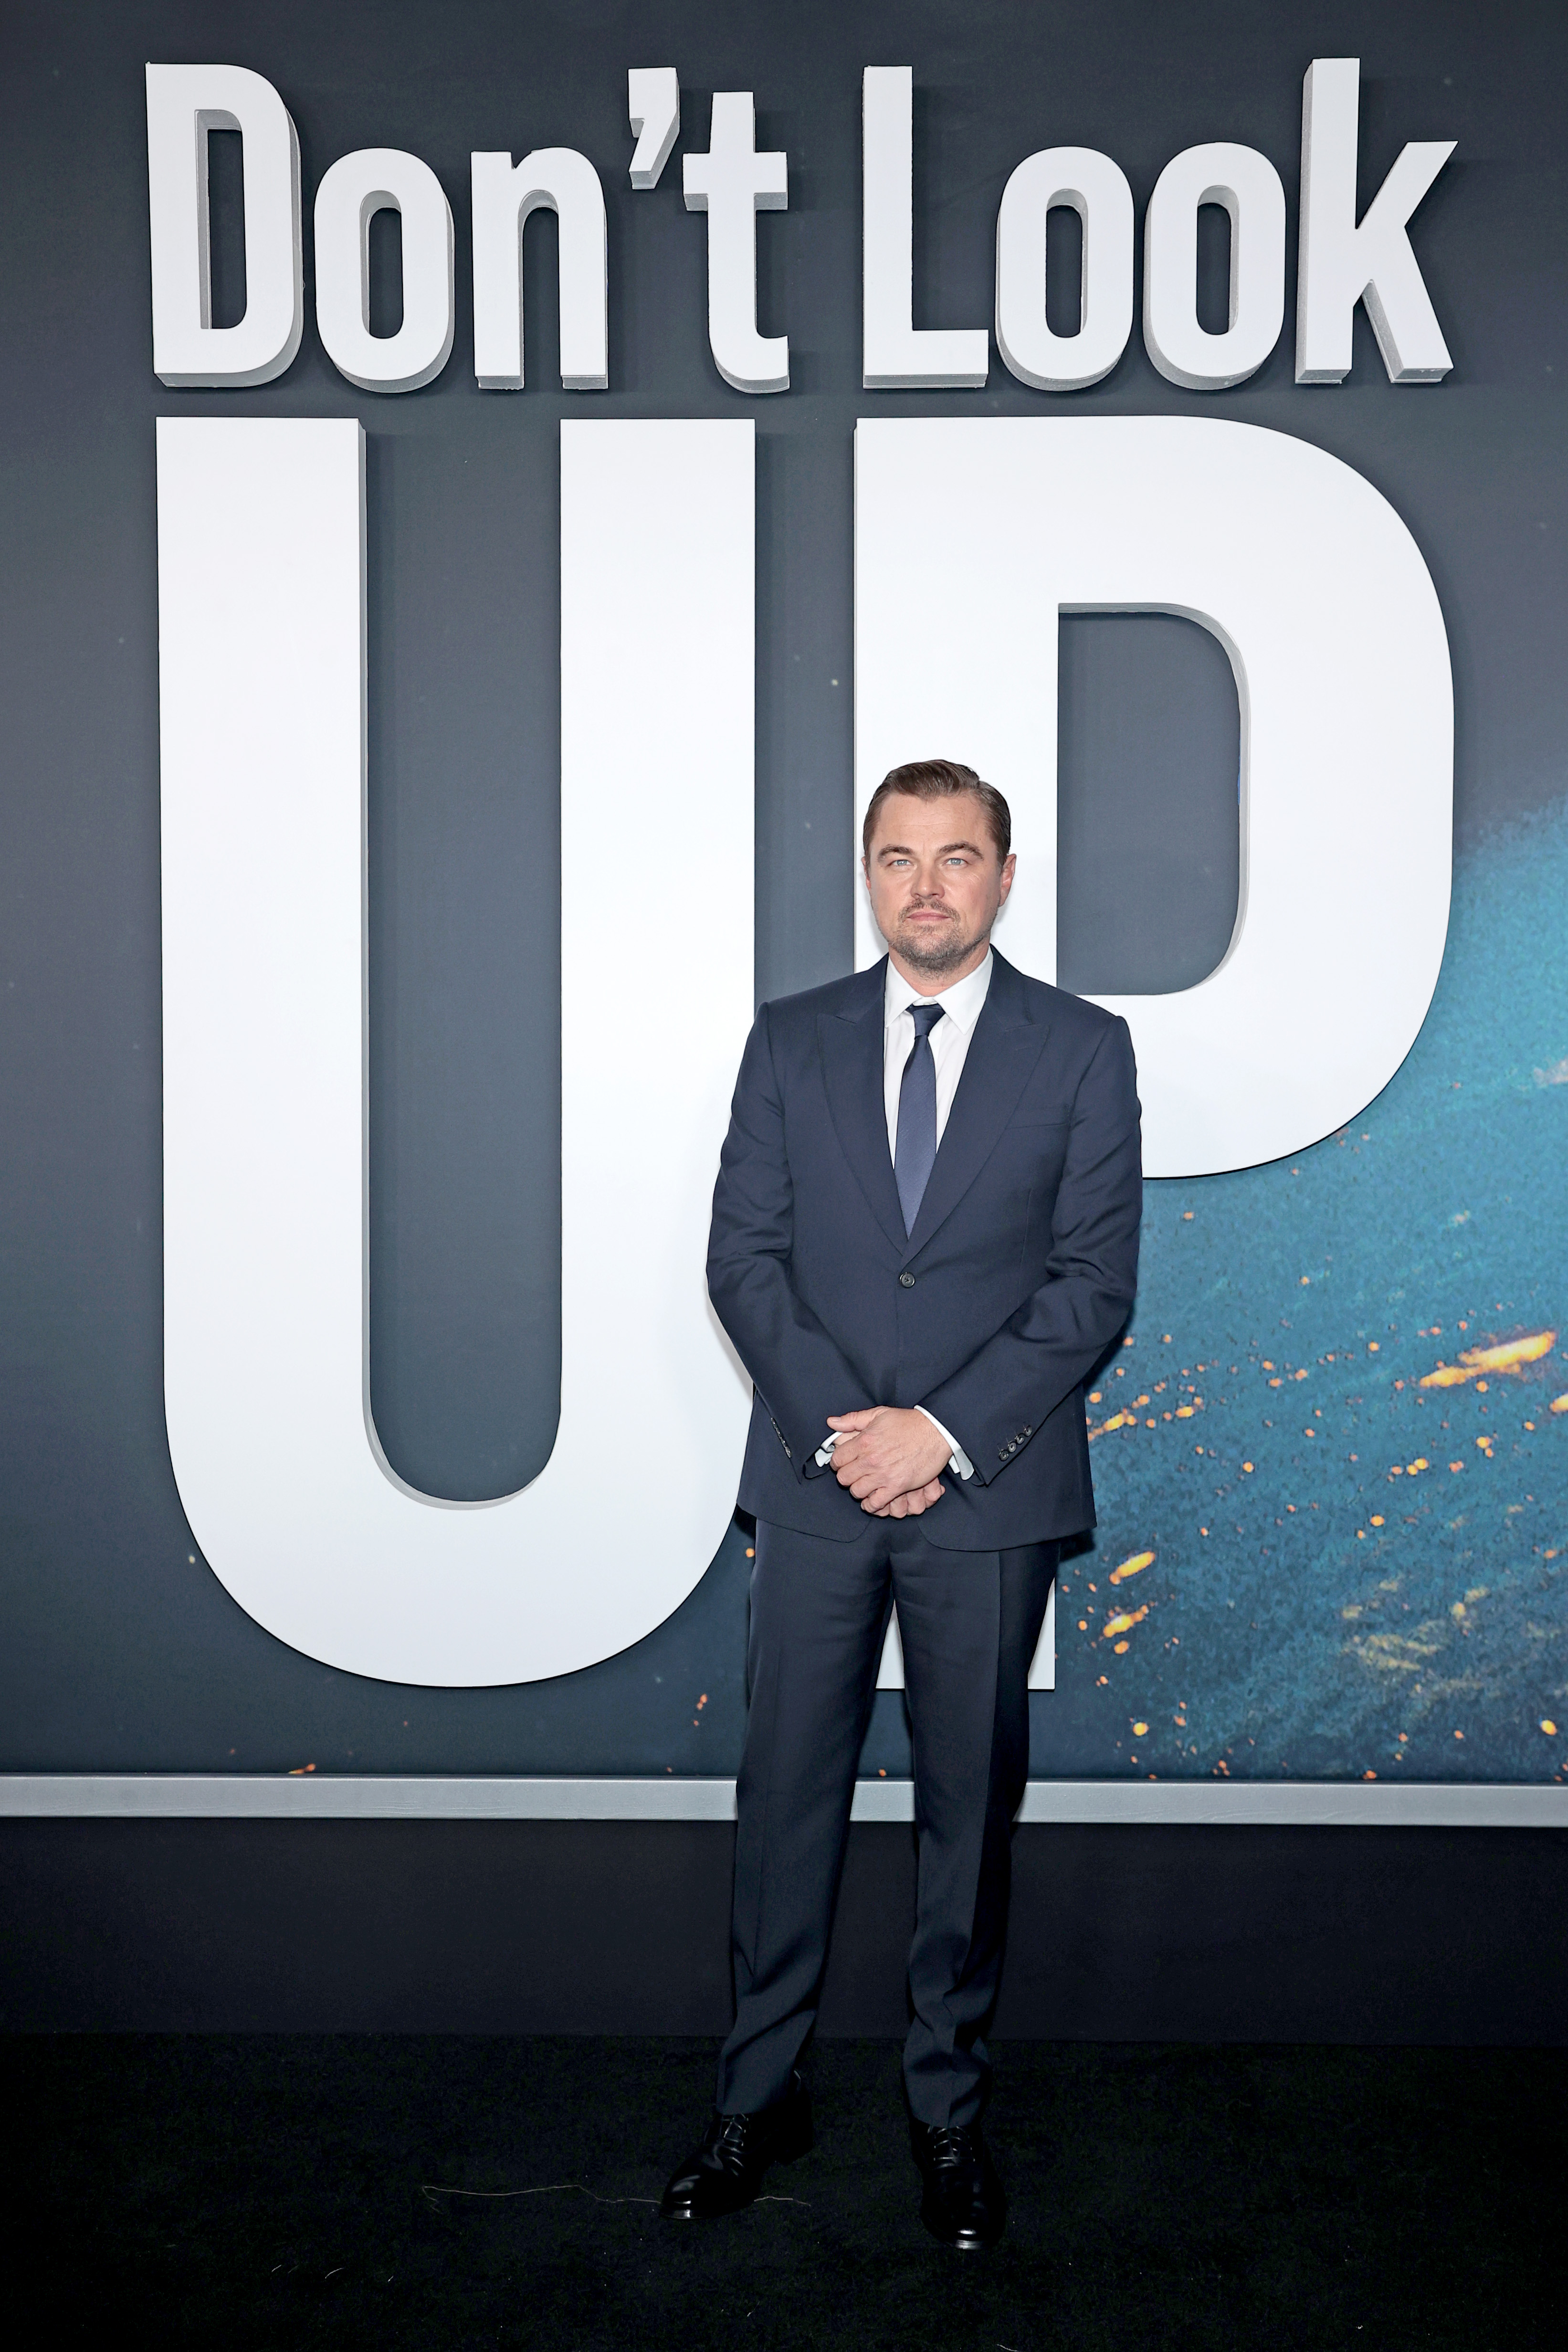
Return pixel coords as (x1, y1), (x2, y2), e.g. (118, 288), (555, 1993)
(662, 760), (1142, 2248)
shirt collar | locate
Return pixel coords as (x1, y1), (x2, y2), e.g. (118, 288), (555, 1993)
(883, 948), (994, 1036)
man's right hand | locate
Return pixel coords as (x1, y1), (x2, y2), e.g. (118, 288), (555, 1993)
(874, 1477), (946, 1519)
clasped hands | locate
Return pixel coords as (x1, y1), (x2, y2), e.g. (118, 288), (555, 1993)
(824, 1406), (951, 1517)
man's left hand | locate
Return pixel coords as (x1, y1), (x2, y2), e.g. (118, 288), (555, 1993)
(826, 1407), (951, 1514)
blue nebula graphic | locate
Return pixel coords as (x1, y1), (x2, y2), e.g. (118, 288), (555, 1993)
(1038, 801), (1568, 1785)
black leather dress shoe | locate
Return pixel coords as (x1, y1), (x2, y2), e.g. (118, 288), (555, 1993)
(660, 2074), (814, 2221)
(910, 2120), (1006, 2250)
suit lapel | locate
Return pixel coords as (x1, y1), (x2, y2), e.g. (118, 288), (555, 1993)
(902, 952), (1051, 1261)
(819, 961), (906, 1254)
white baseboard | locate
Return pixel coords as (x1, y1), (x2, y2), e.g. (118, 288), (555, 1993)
(0, 1775), (1562, 1826)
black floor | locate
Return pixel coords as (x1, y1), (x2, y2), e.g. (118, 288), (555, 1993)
(11, 2036), (1563, 2350)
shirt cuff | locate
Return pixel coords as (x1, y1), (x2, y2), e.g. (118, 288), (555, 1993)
(916, 1406), (974, 1481)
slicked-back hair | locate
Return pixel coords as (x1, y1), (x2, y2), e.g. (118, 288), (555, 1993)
(862, 759), (1012, 864)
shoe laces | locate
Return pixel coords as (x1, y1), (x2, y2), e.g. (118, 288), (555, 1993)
(925, 2125), (975, 2171)
(711, 2110), (755, 2173)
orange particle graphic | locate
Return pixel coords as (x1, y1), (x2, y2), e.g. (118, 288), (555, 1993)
(1370, 1514), (1385, 1526)
(1132, 1720), (1149, 1737)
(1542, 1720), (1559, 1737)
(1108, 1550), (1155, 1585)
(1421, 1329), (1556, 1388)
(1113, 1640), (1130, 1654)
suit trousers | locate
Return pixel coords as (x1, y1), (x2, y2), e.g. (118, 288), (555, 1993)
(716, 1513), (1058, 2128)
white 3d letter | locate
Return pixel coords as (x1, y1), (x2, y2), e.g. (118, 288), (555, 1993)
(1144, 143), (1286, 391)
(863, 67), (989, 390)
(854, 417), (1453, 1177)
(472, 149), (610, 390)
(995, 148), (1134, 393)
(314, 148), (455, 394)
(145, 63), (302, 387)
(682, 93), (789, 394)
(629, 67), (680, 189)
(1296, 58), (1455, 384)
(157, 416), (754, 1684)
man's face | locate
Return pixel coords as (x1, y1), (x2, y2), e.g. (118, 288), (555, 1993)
(863, 792), (1015, 980)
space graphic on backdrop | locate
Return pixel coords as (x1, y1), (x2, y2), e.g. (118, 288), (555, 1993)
(1039, 804), (1568, 1786)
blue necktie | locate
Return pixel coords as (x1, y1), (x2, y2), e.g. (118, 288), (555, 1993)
(894, 1002), (946, 1235)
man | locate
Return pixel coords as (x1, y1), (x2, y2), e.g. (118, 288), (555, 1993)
(661, 759), (1142, 2248)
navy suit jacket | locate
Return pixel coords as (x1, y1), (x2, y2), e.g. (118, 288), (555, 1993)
(707, 949), (1143, 1550)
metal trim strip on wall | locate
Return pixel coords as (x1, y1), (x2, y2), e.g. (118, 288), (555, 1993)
(0, 1777), (1562, 1826)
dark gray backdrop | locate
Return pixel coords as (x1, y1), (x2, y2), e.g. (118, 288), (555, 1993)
(1, 0), (1562, 1774)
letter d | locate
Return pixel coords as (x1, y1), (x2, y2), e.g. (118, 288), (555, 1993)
(146, 63), (303, 387)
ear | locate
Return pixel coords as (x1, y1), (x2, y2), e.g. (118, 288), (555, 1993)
(997, 852), (1017, 904)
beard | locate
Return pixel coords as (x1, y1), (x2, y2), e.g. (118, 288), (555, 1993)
(886, 905), (985, 976)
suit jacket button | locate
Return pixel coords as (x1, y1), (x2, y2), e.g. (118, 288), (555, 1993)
(899, 1272), (916, 1288)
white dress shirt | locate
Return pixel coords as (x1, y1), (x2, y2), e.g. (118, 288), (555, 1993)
(814, 952), (992, 1485)
(881, 948), (994, 1160)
